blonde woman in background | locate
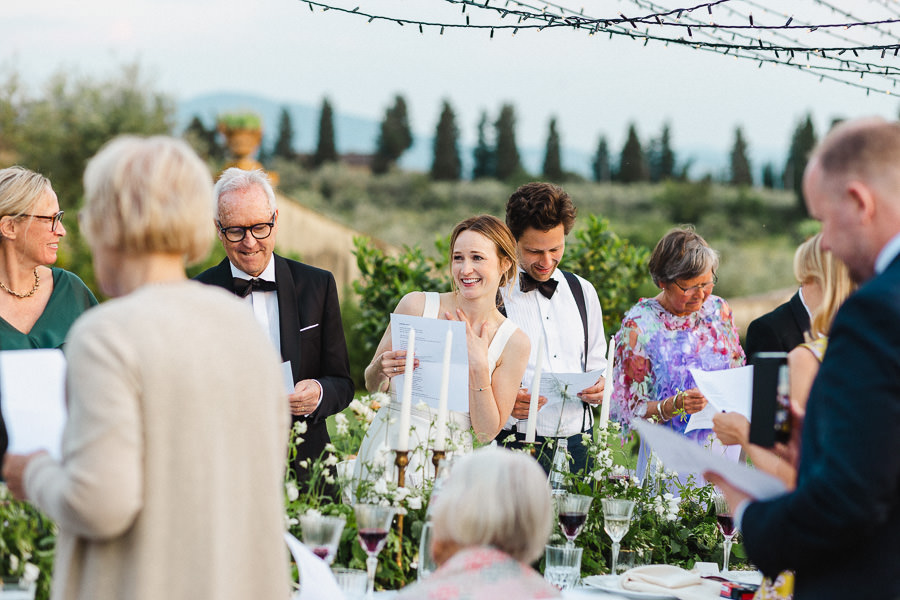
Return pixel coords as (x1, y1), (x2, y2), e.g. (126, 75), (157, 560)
(0, 167), (96, 350)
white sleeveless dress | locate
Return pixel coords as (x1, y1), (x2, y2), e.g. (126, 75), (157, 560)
(353, 292), (518, 489)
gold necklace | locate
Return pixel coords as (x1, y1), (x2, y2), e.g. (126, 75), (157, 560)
(0, 268), (40, 299)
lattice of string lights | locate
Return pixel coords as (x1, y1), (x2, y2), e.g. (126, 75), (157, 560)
(299, 0), (900, 96)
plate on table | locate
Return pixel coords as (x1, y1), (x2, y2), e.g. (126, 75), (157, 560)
(581, 575), (677, 600)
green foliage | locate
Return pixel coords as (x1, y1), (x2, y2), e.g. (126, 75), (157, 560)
(542, 117), (563, 181)
(216, 111), (261, 131)
(618, 123), (648, 184)
(0, 63), (173, 210)
(273, 106), (296, 160)
(647, 123), (676, 183)
(730, 127), (753, 187)
(654, 180), (714, 224)
(561, 215), (651, 336)
(373, 96), (413, 175)
(592, 136), (611, 183)
(351, 237), (450, 361)
(183, 115), (225, 163)
(784, 114), (817, 213)
(494, 104), (521, 181)
(430, 100), (461, 181)
(472, 111), (495, 180)
(1, 486), (57, 600)
(314, 98), (338, 167)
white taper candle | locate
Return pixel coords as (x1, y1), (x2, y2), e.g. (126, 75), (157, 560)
(397, 328), (415, 451)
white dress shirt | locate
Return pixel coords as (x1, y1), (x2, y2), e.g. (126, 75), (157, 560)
(500, 268), (607, 437)
(230, 259), (281, 353)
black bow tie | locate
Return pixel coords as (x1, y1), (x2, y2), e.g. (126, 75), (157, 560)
(519, 272), (558, 299)
(233, 277), (277, 298)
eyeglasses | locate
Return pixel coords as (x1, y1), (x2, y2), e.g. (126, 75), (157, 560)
(672, 274), (717, 295)
(19, 211), (64, 232)
(217, 213), (275, 242)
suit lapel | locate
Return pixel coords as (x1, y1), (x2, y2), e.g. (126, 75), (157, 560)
(274, 255), (301, 383)
(788, 291), (810, 333)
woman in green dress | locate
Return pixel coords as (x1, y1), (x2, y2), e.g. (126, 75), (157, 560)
(0, 167), (97, 350)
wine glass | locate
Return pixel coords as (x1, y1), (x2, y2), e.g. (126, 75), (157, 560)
(601, 498), (635, 575)
(353, 503), (396, 597)
(299, 513), (345, 565)
(557, 493), (593, 548)
(713, 493), (736, 573)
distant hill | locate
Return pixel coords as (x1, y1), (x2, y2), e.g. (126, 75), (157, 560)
(176, 92), (784, 180)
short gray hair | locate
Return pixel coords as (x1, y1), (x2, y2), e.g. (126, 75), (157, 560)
(213, 168), (276, 218)
(82, 135), (213, 265)
(431, 446), (552, 564)
(648, 225), (719, 286)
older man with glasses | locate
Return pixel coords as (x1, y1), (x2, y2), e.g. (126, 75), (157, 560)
(195, 168), (354, 486)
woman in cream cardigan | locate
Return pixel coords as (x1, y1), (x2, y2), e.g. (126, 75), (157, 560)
(3, 136), (291, 600)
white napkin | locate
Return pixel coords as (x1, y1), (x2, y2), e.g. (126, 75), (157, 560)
(284, 532), (345, 600)
(619, 565), (720, 600)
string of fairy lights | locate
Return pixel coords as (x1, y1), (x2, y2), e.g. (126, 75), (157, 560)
(298, 0), (900, 96)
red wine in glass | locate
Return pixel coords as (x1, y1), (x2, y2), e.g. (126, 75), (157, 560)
(312, 546), (330, 560)
(358, 528), (389, 553)
(716, 513), (736, 537)
(559, 511), (588, 539)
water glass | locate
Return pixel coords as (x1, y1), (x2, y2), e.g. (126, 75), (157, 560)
(299, 513), (346, 565)
(544, 544), (582, 591)
(417, 522), (438, 581)
(333, 567), (368, 600)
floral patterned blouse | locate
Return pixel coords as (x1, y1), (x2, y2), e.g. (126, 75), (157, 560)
(612, 295), (745, 443)
(395, 546), (561, 600)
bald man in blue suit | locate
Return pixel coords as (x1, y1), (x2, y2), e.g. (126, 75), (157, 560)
(708, 118), (900, 600)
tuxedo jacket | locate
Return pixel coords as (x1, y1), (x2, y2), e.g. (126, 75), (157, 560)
(741, 257), (900, 599)
(195, 255), (354, 477)
(743, 291), (810, 360)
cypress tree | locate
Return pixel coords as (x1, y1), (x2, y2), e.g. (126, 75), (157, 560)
(618, 123), (647, 184)
(472, 111), (495, 179)
(761, 163), (777, 189)
(373, 95), (414, 174)
(313, 98), (338, 167)
(430, 100), (461, 181)
(494, 104), (520, 181)
(542, 117), (563, 181)
(784, 114), (817, 211)
(647, 123), (675, 183)
(730, 126), (753, 186)
(592, 135), (611, 182)
(273, 106), (296, 160)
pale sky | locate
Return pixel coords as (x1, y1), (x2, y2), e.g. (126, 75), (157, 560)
(4, 0), (900, 164)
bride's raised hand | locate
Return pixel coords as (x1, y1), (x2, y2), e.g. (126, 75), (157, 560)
(446, 309), (491, 370)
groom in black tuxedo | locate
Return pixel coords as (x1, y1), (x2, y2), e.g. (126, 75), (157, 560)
(195, 168), (354, 482)
(708, 119), (900, 599)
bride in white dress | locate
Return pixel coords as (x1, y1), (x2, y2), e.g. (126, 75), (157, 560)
(355, 215), (531, 488)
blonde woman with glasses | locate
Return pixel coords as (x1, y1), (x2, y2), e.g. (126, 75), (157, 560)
(0, 167), (96, 349)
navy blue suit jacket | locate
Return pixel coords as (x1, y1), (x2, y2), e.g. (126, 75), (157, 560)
(741, 257), (900, 599)
(195, 255), (354, 478)
(744, 291), (810, 359)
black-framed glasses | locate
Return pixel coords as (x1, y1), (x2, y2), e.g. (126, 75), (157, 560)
(672, 274), (717, 295)
(217, 213), (275, 243)
(20, 210), (64, 232)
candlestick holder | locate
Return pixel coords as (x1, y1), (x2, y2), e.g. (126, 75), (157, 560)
(431, 449), (446, 478)
(394, 450), (409, 568)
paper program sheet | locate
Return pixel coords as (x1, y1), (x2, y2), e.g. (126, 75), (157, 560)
(0, 349), (67, 460)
